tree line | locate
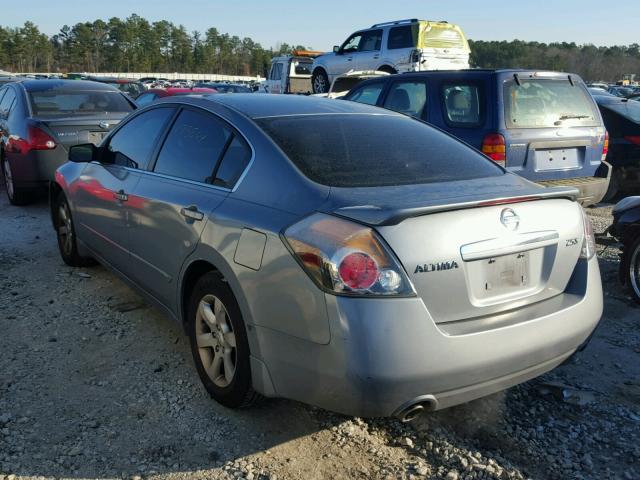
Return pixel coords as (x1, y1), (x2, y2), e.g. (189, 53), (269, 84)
(0, 15), (638, 81)
(0, 15), (309, 76)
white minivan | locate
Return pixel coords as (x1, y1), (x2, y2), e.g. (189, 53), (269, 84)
(311, 19), (470, 93)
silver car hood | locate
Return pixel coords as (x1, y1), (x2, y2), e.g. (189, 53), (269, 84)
(325, 174), (579, 226)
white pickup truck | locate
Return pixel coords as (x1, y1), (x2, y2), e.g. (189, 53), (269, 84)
(259, 51), (320, 94)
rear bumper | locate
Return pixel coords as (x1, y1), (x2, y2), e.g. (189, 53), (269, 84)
(8, 147), (68, 189)
(537, 163), (611, 206)
(255, 257), (602, 417)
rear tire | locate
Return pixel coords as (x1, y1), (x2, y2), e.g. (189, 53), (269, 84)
(602, 169), (621, 203)
(624, 237), (640, 305)
(187, 272), (260, 408)
(2, 156), (33, 206)
(312, 69), (330, 94)
(54, 193), (95, 267)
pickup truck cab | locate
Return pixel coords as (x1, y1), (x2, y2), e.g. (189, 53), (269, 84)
(345, 69), (611, 206)
(260, 51), (321, 94)
(311, 19), (470, 93)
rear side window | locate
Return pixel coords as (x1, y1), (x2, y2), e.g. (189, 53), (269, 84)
(256, 114), (503, 187)
(347, 83), (384, 106)
(388, 25), (418, 49)
(105, 107), (174, 169)
(504, 79), (599, 128)
(442, 84), (483, 127)
(154, 109), (231, 183)
(0, 88), (16, 117)
(383, 81), (427, 118)
(213, 136), (252, 188)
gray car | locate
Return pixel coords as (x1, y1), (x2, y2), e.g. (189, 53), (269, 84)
(50, 95), (603, 419)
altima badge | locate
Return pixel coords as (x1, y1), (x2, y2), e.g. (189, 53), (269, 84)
(414, 261), (459, 274)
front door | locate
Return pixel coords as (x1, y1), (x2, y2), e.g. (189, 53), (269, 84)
(354, 29), (383, 71)
(72, 107), (176, 273)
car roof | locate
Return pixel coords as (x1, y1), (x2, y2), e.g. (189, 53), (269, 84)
(18, 79), (121, 92)
(186, 93), (399, 119)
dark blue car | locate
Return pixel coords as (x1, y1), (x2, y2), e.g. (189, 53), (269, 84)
(344, 69), (610, 206)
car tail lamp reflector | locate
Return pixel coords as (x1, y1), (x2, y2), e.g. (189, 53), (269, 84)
(7, 123), (56, 155)
(602, 131), (609, 161)
(624, 135), (640, 145)
(580, 207), (596, 260)
(482, 133), (506, 167)
(283, 213), (414, 296)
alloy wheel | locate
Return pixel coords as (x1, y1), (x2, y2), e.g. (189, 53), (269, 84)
(195, 294), (237, 388)
(314, 75), (327, 93)
(57, 202), (74, 257)
(3, 158), (14, 200)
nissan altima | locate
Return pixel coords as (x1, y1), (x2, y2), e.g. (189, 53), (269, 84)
(50, 95), (603, 419)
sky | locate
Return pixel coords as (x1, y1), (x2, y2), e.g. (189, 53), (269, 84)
(1, 0), (637, 50)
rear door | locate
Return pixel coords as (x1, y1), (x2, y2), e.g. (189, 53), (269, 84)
(500, 76), (605, 182)
(127, 107), (252, 308)
(72, 107), (175, 272)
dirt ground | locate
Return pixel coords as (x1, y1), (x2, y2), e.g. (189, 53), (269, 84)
(0, 187), (638, 480)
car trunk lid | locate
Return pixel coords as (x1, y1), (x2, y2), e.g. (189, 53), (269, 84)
(35, 114), (127, 150)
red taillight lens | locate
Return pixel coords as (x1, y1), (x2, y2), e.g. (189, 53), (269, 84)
(602, 131), (609, 161)
(28, 124), (57, 151)
(6, 123), (56, 155)
(338, 252), (379, 290)
(284, 213), (414, 296)
(482, 133), (506, 167)
(624, 135), (640, 145)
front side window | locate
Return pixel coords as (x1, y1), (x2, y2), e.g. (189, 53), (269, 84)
(504, 79), (599, 128)
(346, 83), (384, 106)
(341, 33), (362, 53)
(383, 81), (428, 118)
(256, 113), (503, 188)
(154, 109), (231, 183)
(359, 30), (383, 52)
(28, 90), (133, 117)
(442, 84), (483, 127)
(270, 63), (283, 81)
(388, 25), (418, 50)
(105, 108), (174, 169)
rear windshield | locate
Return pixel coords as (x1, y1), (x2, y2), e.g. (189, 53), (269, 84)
(28, 90), (133, 116)
(603, 100), (640, 123)
(504, 79), (599, 128)
(256, 114), (503, 187)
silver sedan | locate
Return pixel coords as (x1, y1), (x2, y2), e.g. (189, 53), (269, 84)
(50, 95), (603, 419)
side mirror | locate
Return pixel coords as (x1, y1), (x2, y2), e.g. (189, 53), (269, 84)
(68, 143), (97, 163)
(333, 45), (340, 54)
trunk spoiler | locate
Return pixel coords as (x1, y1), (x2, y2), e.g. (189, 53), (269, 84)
(332, 185), (579, 226)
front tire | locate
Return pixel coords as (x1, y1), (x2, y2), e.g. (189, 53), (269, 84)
(187, 272), (260, 408)
(54, 193), (94, 267)
(624, 237), (640, 305)
(312, 69), (330, 94)
(2, 156), (32, 205)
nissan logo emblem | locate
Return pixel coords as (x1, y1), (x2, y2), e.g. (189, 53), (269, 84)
(500, 208), (520, 231)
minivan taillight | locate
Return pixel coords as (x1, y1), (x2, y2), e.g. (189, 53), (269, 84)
(6, 122), (56, 155)
(482, 133), (506, 167)
(602, 131), (609, 161)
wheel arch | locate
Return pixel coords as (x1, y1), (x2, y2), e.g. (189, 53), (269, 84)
(49, 181), (64, 230)
(377, 64), (398, 74)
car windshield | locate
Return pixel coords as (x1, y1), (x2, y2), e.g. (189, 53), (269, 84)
(256, 113), (504, 187)
(603, 100), (640, 123)
(29, 90), (133, 116)
(504, 79), (599, 128)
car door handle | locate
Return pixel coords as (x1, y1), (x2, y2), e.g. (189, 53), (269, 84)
(180, 205), (204, 221)
(113, 189), (128, 202)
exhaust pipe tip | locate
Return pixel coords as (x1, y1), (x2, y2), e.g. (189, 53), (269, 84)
(394, 395), (438, 422)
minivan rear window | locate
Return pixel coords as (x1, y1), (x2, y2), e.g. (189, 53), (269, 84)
(256, 114), (503, 187)
(504, 79), (599, 129)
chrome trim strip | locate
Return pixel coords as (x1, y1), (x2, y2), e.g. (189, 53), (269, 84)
(460, 231), (559, 261)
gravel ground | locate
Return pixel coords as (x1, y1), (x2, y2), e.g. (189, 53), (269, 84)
(0, 189), (638, 480)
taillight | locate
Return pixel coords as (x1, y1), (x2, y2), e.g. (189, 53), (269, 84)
(283, 213), (414, 296)
(624, 135), (640, 145)
(6, 122), (56, 155)
(411, 49), (421, 63)
(580, 207), (596, 260)
(482, 133), (506, 167)
(602, 131), (609, 161)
